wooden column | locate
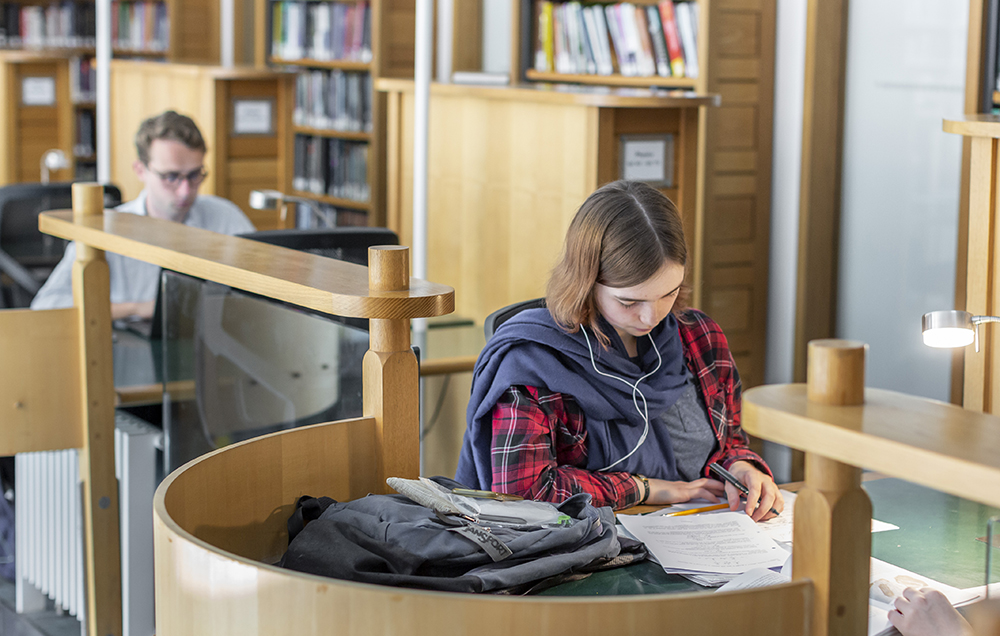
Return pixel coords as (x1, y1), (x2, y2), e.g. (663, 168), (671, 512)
(363, 245), (419, 490)
(71, 182), (122, 636)
(792, 339), (872, 636)
(943, 116), (1000, 414)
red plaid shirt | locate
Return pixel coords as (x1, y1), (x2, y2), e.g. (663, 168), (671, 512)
(488, 309), (769, 510)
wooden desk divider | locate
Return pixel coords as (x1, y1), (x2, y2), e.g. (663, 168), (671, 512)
(744, 340), (1000, 636)
(8, 182), (454, 636)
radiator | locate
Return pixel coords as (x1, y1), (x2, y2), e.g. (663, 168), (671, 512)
(14, 412), (160, 636)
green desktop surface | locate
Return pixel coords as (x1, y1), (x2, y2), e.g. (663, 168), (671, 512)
(540, 477), (1000, 596)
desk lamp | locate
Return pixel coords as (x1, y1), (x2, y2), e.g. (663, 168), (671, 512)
(248, 189), (334, 228)
(40, 149), (70, 184)
(921, 310), (1000, 352)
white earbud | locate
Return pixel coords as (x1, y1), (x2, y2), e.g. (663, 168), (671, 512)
(579, 325), (662, 472)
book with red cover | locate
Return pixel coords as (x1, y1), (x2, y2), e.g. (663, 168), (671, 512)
(658, 0), (686, 78)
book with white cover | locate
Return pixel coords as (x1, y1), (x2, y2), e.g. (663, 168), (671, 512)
(674, 2), (699, 78)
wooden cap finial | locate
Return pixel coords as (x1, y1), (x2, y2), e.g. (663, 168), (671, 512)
(72, 182), (104, 219)
(807, 339), (867, 405)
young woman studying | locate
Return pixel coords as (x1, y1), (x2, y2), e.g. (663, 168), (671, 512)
(455, 180), (783, 519)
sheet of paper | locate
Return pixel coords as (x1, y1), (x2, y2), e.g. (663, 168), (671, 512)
(715, 567), (790, 592)
(618, 511), (788, 575)
(643, 491), (898, 543)
(866, 558), (980, 636)
(756, 491), (898, 543)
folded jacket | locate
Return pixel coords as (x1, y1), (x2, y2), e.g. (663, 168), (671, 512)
(279, 476), (637, 593)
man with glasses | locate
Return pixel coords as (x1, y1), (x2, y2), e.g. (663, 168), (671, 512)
(31, 110), (254, 318)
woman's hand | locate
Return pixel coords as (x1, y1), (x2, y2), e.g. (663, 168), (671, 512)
(644, 476), (726, 505)
(726, 461), (784, 522)
(888, 588), (973, 636)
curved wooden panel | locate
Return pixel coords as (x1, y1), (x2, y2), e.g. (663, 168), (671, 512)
(153, 418), (813, 636)
(38, 210), (455, 319)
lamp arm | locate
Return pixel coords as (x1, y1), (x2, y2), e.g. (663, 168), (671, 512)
(283, 195), (332, 227)
(970, 316), (1000, 353)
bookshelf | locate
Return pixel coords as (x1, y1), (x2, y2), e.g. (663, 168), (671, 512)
(109, 59), (295, 230)
(505, 0), (774, 388)
(385, 0), (773, 387)
(0, 0), (220, 187)
(0, 51), (74, 183)
(261, 0), (417, 227)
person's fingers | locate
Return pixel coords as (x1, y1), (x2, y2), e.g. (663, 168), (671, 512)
(901, 587), (923, 602)
(756, 487), (778, 520)
(886, 607), (906, 630)
(699, 487), (720, 503)
(724, 482), (741, 511)
(703, 478), (727, 495)
(745, 479), (763, 520)
(894, 593), (913, 610)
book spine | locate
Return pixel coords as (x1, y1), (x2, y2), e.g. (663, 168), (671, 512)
(633, 5), (656, 76)
(616, 4), (640, 77)
(646, 5), (671, 77)
(658, 0), (686, 78)
(674, 1), (698, 78)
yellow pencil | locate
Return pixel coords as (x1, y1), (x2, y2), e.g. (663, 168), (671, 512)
(661, 503), (730, 517)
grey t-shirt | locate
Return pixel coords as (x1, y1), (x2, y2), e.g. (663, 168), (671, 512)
(657, 379), (716, 481)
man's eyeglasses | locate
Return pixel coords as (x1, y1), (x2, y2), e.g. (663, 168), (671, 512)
(147, 166), (208, 189)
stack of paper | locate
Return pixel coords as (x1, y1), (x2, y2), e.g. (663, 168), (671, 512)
(617, 490), (900, 587)
(617, 511), (789, 587)
(714, 558), (983, 636)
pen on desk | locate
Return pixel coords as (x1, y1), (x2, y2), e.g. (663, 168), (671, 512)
(662, 503), (730, 517)
(708, 462), (780, 517)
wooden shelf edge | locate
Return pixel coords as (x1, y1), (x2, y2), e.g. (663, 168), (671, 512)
(290, 190), (371, 211)
(292, 126), (371, 141)
(269, 56), (371, 71)
(525, 68), (699, 89)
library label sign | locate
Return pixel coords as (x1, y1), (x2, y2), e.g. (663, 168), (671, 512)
(620, 134), (674, 187)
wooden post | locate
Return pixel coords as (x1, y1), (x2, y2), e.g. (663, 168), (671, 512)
(363, 245), (420, 490)
(792, 339), (872, 636)
(71, 182), (122, 636)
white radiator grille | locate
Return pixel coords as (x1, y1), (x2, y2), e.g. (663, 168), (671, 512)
(14, 413), (160, 636)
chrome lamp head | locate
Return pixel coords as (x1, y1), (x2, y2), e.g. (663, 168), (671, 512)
(39, 149), (70, 184)
(921, 310), (1000, 352)
(248, 189), (333, 227)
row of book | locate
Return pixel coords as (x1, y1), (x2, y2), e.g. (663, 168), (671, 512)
(75, 161), (97, 181)
(271, 1), (371, 63)
(293, 135), (369, 203)
(0, 1), (96, 48)
(69, 55), (95, 103)
(292, 201), (367, 228)
(74, 109), (95, 158)
(293, 69), (372, 133)
(534, 1), (699, 79)
(112, 1), (169, 53)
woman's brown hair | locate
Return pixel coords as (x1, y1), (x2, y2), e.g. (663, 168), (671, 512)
(546, 180), (687, 346)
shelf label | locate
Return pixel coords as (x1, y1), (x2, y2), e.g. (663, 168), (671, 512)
(22, 77), (56, 106)
(232, 99), (274, 135)
(620, 134), (674, 187)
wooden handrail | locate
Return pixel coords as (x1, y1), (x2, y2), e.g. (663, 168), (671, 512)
(39, 210), (455, 319)
(744, 384), (1000, 508)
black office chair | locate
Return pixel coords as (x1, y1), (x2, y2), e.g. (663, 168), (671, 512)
(0, 182), (122, 308)
(238, 227), (399, 265)
(483, 297), (547, 340)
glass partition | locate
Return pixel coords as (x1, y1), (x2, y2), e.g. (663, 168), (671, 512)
(160, 270), (368, 473)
